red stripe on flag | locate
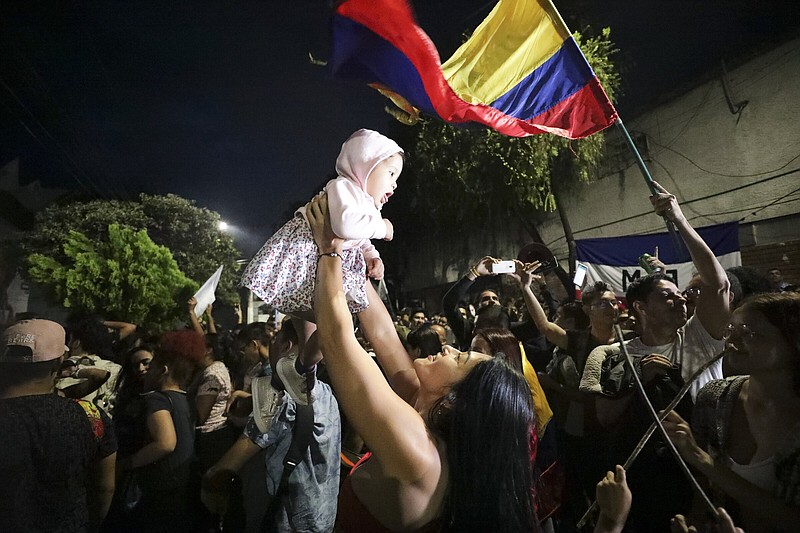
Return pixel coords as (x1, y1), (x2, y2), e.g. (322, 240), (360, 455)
(525, 77), (618, 139)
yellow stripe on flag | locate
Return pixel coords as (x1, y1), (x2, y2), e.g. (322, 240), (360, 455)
(442, 0), (570, 105)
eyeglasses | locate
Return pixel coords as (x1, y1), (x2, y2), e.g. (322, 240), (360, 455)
(592, 299), (620, 310)
(682, 287), (701, 299)
(722, 323), (760, 342)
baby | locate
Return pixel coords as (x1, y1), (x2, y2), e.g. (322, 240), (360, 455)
(240, 129), (403, 403)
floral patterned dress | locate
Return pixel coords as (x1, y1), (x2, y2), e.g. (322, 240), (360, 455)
(240, 213), (368, 315)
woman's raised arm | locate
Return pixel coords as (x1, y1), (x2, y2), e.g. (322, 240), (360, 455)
(308, 194), (437, 482)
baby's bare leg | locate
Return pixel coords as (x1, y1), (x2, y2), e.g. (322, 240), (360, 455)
(291, 317), (322, 369)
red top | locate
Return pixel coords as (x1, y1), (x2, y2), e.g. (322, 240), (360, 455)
(337, 452), (443, 533)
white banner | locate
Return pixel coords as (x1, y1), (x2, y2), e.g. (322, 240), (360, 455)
(576, 222), (741, 296)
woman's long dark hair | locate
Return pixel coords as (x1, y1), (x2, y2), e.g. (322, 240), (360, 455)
(471, 327), (523, 371)
(427, 357), (539, 532)
(114, 343), (156, 399)
(740, 292), (800, 394)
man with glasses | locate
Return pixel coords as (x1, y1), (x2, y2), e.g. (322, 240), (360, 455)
(579, 182), (732, 531)
(581, 183), (731, 401)
(681, 271), (742, 320)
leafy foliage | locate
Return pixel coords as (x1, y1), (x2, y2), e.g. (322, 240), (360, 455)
(406, 28), (620, 235)
(28, 224), (197, 333)
(26, 193), (241, 302)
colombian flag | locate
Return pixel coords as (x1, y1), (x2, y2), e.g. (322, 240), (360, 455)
(330, 0), (618, 139)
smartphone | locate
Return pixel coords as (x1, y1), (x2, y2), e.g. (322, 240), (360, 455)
(532, 257), (558, 275)
(491, 260), (516, 274)
(573, 263), (588, 287)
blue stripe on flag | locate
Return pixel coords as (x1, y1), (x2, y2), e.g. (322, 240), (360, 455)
(330, 16), (436, 115)
(576, 222), (739, 266)
(490, 38), (594, 119)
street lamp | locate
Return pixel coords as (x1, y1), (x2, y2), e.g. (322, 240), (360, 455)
(218, 221), (229, 231)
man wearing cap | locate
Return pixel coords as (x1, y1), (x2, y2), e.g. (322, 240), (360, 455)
(0, 319), (117, 532)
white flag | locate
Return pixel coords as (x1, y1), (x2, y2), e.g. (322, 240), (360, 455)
(193, 265), (224, 317)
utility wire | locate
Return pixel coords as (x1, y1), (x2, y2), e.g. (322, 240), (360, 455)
(738, 184), (800, 222)
(69, 3), (137, 199)
(544, 165), (800, 247)
(453, 1), (495, 25)
(0, 98), (92, 197)
(0, 79), (103, 198)
(688, 195), (800, 220)
(650, 139), (800, 178)
(17, 66), (123, 200)
(1, 35), (123, 199)
(16, 53), (123, 200)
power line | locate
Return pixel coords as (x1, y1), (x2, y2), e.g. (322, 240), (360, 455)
(738, 184), (800, 222)
(0, 98), (93, 196)
(0, 79), (104, 198)
(544, 165), (800, 247)
(1, 35), (125, 199)
(24, 62), (130, 200)
(453, 1), (496, 25)
(686, 195), (800, 220)
(67, 3), (137, 199)
(650, 139), (800, 178)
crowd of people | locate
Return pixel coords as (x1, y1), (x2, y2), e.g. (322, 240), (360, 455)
(1, 128), (799, 533)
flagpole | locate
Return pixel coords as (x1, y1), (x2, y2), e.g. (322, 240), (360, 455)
(614, 118), (657, 194)
(576, 351), (724, 528)
(615, 119), (686, 254)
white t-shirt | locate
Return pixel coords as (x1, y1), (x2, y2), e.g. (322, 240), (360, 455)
(56, 354), (122, 412)
(580, 315), (724, 400)
(729, 455), (778, 494)
(196, 361), (232, 433)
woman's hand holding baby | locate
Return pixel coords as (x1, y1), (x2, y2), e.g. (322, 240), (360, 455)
(307, 193), (343, 254)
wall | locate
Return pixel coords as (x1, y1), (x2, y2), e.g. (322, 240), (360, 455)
(538, 37), (800, 255)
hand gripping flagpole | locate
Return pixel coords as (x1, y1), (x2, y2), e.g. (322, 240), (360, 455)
(576, 350), (724, 528)
(576, 325), (719, 529)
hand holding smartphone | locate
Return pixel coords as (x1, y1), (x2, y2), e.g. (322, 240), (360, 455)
(491, 260), (516, 274)
(573, 263), (588, 287)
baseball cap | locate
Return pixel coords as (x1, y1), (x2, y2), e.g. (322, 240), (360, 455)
(1, 319), (69, 363)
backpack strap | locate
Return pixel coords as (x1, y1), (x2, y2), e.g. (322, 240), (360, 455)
(261, 403), (315, 532)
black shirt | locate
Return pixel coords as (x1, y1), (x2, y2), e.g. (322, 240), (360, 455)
(0, 394), (117, 532)
(136, 390), (194, 491)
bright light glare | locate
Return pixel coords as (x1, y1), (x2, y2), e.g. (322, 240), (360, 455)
(218, 221), (229, 231)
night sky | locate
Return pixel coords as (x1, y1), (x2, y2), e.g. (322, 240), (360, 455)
(2, 0), (798, 256)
